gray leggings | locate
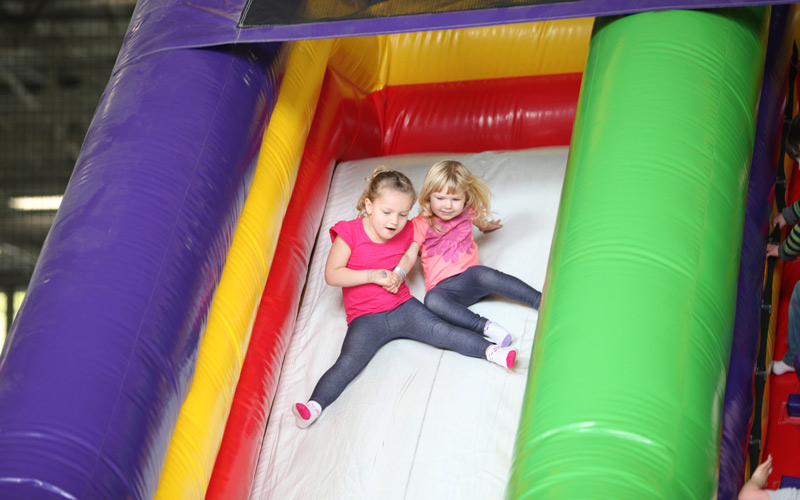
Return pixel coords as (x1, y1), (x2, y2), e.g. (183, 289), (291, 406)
(309, 298), (491, 410)
(424, 265), (542, 333)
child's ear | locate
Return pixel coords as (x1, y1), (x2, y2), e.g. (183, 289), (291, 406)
(364, 198), (373, 215)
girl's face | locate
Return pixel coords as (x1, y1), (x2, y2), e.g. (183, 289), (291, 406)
(364, 189), (414, 243)
(429, 188), (466, 221)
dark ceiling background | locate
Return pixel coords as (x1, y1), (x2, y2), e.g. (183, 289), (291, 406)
(0, 0), (136, 292)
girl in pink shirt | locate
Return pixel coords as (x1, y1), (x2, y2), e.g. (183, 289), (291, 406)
(293, 167), (516, 428)
(396, 160), (542, 348)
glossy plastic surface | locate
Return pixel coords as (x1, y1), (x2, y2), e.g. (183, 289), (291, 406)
(117, 0), (793, 55)
(372, 74), (581, 155)
(0, 3), (783, 499)
(0, 44), (279, 500)
(205, 67), (345, 500)
(508, 8), (768, 498)
(152, 40), (332, 500)
(327, 20), (591, 93)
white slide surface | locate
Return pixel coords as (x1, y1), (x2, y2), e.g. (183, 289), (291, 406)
(250, 148), (568, 500)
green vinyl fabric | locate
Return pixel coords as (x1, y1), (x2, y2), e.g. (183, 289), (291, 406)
(508, 7), (768, 499)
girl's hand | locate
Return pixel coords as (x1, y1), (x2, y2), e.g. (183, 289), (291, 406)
(751, 454), (773, 488)
(383, 270), (406, 294)
(773, 213), (787, 229)
(767, 244), (780, 258)
(368, 269), (401, 289)
(479, 219), (503, 232)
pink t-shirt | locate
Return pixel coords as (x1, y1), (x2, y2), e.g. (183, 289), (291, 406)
(330, 218), (413, 324)
(412, 209), (480, 292)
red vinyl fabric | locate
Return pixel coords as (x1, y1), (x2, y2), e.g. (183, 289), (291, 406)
(206, 71), (352, 500)
(361, 73), (581, 158)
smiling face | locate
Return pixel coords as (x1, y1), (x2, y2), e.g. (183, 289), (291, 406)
(363, 189), (414, 243)
(429, 188), (467, 222)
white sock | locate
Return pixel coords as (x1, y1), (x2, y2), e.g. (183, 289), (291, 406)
(485, 345), (517, 369)
(484, 321), (512, 347)
(293, 400), (321, 428)
(772, 360), (796, 376)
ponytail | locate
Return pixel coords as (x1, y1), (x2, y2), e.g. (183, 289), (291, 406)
(355, 167), (416, 216)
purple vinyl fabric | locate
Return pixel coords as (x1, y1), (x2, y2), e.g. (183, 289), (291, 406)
(117, 0), (798, 67)
(0, 43), (281, 499)
(718, 6), (790, 499)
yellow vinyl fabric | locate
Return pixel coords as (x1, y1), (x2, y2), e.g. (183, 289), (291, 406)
(328, 18), (593, 94)
(761, 242), (780, 459)
(153, 39), (333, 500)
(382, 18), (593, 85)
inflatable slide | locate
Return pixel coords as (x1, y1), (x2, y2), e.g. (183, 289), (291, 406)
(0, 1), (795, 499)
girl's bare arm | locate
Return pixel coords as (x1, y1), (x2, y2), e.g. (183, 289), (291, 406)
(325, 236), (400, 288)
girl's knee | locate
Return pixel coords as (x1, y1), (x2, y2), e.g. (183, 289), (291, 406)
(423, 290), (438, 307)
(469, 265), (498, 284)
(424, 290), (448, 311)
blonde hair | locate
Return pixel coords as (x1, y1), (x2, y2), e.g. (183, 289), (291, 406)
(355, 167), (416, 217)
(418, 160), (492, 230)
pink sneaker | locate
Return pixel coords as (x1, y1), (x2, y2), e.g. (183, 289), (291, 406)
(486, 345), (517, 369)
(293, 401), (321, 428)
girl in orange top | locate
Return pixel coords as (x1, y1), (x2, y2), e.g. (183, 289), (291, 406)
(394, 160), (541, 348)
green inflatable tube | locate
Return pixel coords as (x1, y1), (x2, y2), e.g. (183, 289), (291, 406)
(508, 7), (768, 499)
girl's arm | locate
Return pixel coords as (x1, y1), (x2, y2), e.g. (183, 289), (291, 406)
(474, 218), (503, 233)
(325, 236), (401, 289)
(384, 242), (420, 294)
(738, 455), (773, 500)
(395, 242), (420, 277)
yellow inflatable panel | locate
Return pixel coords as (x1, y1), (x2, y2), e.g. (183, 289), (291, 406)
(328, 35), (385, 94)
(384, 18), (593, 85)
(153, 39), (334, 500)
(329, 18), (593, 93)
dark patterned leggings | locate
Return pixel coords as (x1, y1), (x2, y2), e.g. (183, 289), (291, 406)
(424, 265), (541, 333)
(309, 298), (490, 409)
